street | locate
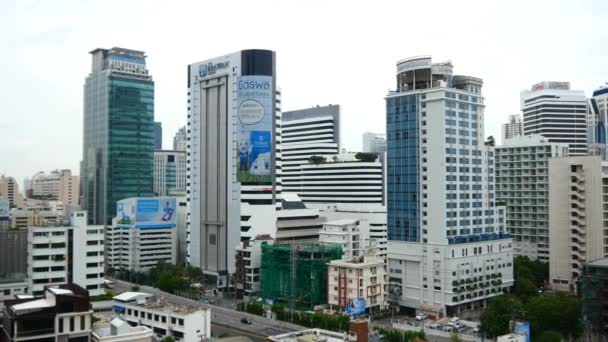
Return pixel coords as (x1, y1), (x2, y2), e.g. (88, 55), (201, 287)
(108, 278), (304, 338)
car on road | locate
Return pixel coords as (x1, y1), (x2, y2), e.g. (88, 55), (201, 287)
(427, 323), (440, 330)
(415, 313), (427, 321)
(473, 326), (480, 334)
(241, 318), (252, 325)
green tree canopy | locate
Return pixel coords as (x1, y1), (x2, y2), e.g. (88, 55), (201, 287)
(525, 293), (582, 339)
(537, 330), (562, 342)
(480, 295), (524, 337)
(354, 152), (378, 162)
(308, 155), (326, 165)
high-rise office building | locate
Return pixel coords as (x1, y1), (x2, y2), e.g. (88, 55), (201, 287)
(495, 135), (569, 261)
(81, 47), (155, 225)
(587, 84), (608, 159)
(173, 125), (188, 151)
(521, 81), (587, 155)
(30, 169), (80, 206)
(501, 114), (523, 142)
(0, 175), (24, 208)
(548, 156), (608, 292)
(154, 122), (163, 149)
(282, 105), (341, 190)
(187, 50), (277, 283)
(363, 132), (387, 153)
(385, 56), (513, 315)
(153, 150), (187, 196)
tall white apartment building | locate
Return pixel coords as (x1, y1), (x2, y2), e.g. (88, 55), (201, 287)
(0, 175), (24, 208)
(521, 81), (588, 155)
(327, 254), (386, 311)
(153, 150), (187, 196)
(31, 169), (80, 206)
(587, 84), (608, 159)
(363, 132), (387, 153)
(501, 114), (523, 142)
(286, 153), (385, 209)
(173, 126), (188, 151)
(27, 210), (105, 296)
(319, 220), (364, 259)
(385, 56), (513, 316)
(282, 105), (340, 191)
(187, 50), (278, 282)
(548, 156), (608, 292)
(320, 205), (388, 260)
(495, 135), (569, 261)
(106, 197), (177, 272)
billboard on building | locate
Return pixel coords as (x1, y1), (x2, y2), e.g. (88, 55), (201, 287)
(513, 321), (530, 342)
(0, 199), (9, 220)
(237, 75), (274, 183)
(345, 297), (366, 317)
(116, 198), (176, 228)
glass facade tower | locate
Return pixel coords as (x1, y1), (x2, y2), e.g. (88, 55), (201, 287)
(82, 47), (154, 225)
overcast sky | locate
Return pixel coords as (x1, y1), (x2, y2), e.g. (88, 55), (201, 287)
(1, 0), (607, 184)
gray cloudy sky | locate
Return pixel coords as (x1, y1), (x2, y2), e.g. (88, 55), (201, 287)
(1, 0), (607, 184)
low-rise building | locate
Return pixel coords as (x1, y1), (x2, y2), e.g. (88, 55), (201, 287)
(234, 235), (274, 298)
(10, 209), (60, 229)
(106, 197), (177, 272)
(0, 284), (93, 342)
(0, 280), (28, 312)
(319, 220), (363, 259)
(116, 296), (211, 342)
(496, 334), (525, 342)
(275, 193), (325, 243)
(328, 254), (386, 312)
(267, 329), (357, 342)
(579, 258), (608, 339)
(92, 317), (153, 342)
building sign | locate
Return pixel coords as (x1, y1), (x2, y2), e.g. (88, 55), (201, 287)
(345, 297), (366, 317)
(531, 81), (570, 91)
(116, 198), (176, 229)
(513, 321), (530, 342)
(198, 60), (230, 77)
(0, 199), (9, 220)
(237, 75), (274, 183)
(397, 57), (432, 73)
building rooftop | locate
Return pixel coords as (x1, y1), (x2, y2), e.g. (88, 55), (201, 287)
(267, 329), (356, 342)
(113, 291), (152, 302)
(587, 258), (608, 268)
(124, 296), (207, 316)
(93, 317), (152, 338)
(324, 219), (357, 226)
(329, 254), (384, 267)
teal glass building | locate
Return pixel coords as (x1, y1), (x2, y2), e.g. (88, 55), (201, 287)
(82, 48), (154, 225)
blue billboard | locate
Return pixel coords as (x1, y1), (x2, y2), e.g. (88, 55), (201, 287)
(116, 198), (176, 229)
(237, 75), (274, 183)
(345, 297), (366, 317)
(0, 199), (9, 221)
(513, 321), (530, 342)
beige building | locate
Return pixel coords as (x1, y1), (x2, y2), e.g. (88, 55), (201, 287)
(549, 156), (608, 292)
(327, 254), (386, 312)
(31, 169), (79, 206)
(0, 175), (24, 208)
(10, 209), (60, 229)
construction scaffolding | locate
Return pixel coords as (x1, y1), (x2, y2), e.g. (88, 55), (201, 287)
(261, 242), (342, 309)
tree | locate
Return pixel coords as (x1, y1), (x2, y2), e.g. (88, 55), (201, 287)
(525, 293), (582, 339)
(538, 330), (563, 342)
(161, 337), (175, 342)
(308, 155), (326, 165)
(485, 135), (495, 146)
(355, 152), (378, 162)
(480, 295), (524, 337)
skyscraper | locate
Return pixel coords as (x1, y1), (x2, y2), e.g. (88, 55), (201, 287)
(153, 150), (186, 196)
(173, 125), (187, 151)
(385, 56), (513, 315)
(81, 47), (155, 225)
(154, 121), (163, 149)
(187, 50), (277, 283)
(521, 81), (587, 155)
(501, 114), (523, 142)
(362, 132), (387, 153)
(587, 84), (608, 159)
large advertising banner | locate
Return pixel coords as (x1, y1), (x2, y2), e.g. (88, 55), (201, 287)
(0, 199), (9, 220)
(513, 321), (531, 342)
(116, 198), (176, 228)
(237, 75), (274, 183)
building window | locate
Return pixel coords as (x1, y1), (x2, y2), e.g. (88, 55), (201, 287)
(70, 317), (75, 331)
